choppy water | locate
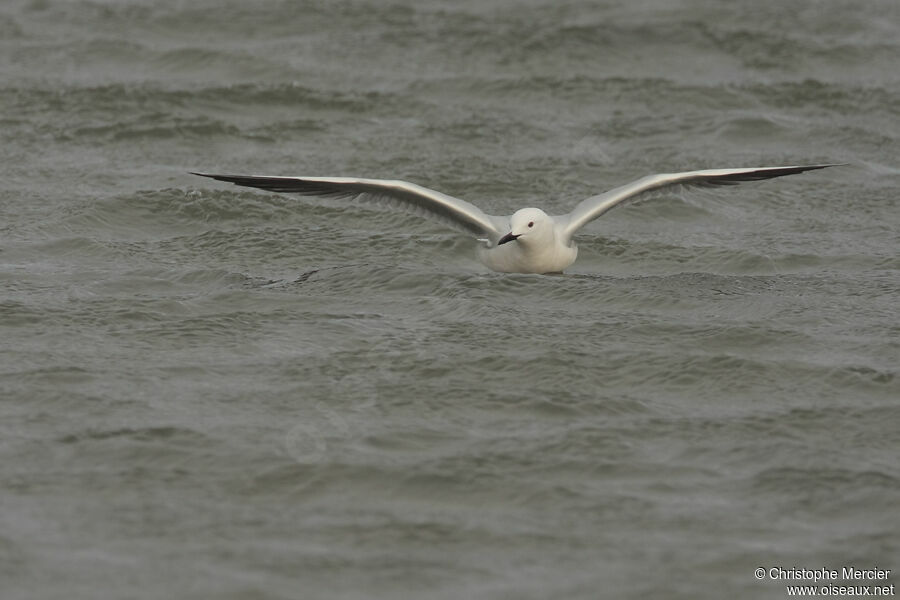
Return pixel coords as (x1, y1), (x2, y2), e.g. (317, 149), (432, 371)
(2, 1), (899, 598)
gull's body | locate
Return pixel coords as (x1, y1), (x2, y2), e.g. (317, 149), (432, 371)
(193, 165), (840, 274)
(475, 207), (577, 274)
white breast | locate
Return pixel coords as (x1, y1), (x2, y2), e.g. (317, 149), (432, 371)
(478, 239), (578, 274)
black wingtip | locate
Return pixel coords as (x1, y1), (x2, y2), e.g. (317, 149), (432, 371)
(711, 163), (847, 185)
(797, 163), (849, 171)
(788, 163), (849, 174)
(190, 172), (249, 185)
(187, 172), (307, 194)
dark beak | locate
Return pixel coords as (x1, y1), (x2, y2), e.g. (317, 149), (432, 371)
(498, 232), (520, 245)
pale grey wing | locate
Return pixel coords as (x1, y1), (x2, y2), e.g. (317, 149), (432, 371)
(560, 164), (843, 243)
(191, 173), (506, 243)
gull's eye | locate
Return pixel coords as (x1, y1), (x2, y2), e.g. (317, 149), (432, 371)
(527, 221), (534, 228)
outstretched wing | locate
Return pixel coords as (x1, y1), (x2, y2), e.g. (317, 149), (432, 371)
(192, 173), (506, 242)
(560, 164), (843, 243)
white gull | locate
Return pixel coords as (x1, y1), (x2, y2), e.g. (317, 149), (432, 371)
(192, 164), (840, 274)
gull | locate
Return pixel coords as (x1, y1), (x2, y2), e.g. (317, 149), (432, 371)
(192, 164), (840, 274)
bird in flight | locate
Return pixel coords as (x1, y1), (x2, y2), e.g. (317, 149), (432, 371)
(192, 164), (840, 274)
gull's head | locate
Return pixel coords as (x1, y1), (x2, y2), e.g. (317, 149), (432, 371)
(498, 208), (552, 246)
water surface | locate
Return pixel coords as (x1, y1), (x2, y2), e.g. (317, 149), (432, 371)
(1, 1), (898, 598)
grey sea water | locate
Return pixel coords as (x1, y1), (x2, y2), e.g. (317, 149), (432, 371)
(1, 1), (898, 598)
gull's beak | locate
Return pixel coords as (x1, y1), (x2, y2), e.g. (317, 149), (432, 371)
(498, 232), (520, 245)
